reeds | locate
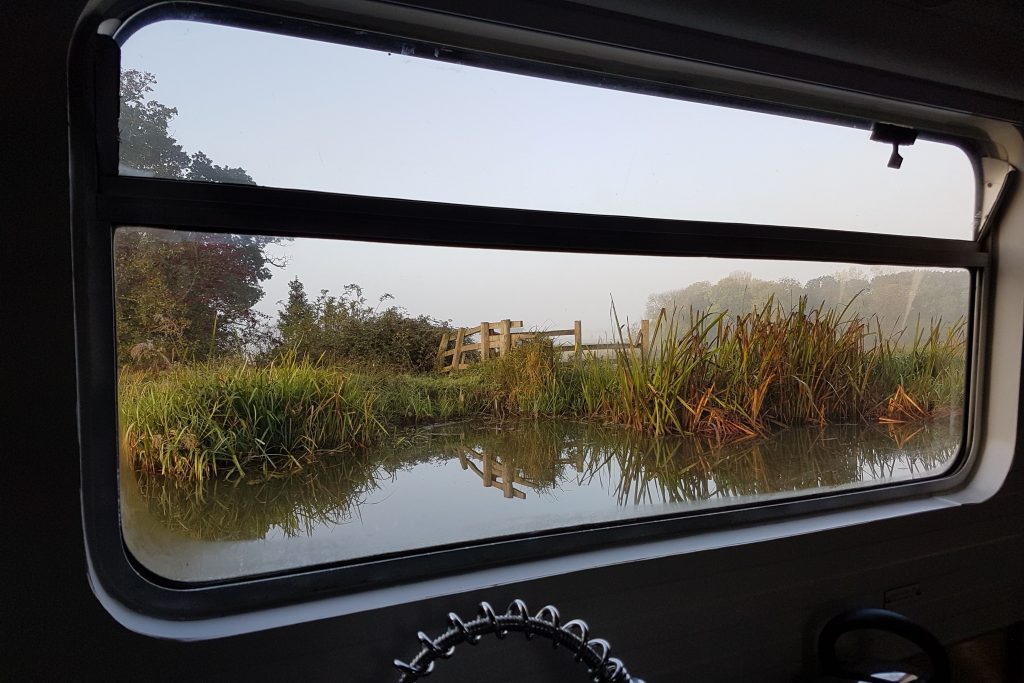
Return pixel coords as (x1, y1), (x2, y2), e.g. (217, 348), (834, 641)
(604, 298), (965, 440)
(120, 300), (966, 482)
(120, 352), (386, 481)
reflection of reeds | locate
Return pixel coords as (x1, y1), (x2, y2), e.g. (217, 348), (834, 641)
(422, 419), (960, 508)
(132, 447), (429, 542)
(131, 418), (961, 541)
(602, 421), (959, 506)
(408, 417), (959, 508)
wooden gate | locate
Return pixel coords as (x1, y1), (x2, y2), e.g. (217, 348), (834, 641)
(438, 318), (650, 372)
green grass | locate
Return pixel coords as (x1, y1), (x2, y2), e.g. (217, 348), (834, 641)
(120, 352), (386, 481)
(120, 299), (966, 481)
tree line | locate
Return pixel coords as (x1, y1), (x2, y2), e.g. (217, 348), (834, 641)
(646, 268), (969, 338)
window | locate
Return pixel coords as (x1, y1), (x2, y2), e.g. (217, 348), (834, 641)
(78, 5), (990, 615)
(119, 230), (970, 581)
(118, 19), (975, 238)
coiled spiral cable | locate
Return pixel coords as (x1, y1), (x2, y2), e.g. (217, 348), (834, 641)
(394, 600), (645, 682)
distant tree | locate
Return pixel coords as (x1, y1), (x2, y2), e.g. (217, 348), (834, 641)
(647, 271), (772, 321)
(646, 268), (969, 343)
(115, 70), (283, 365)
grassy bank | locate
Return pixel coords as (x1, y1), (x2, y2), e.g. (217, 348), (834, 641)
(120, 356), (386, 480)
(120, 300), (966, 481)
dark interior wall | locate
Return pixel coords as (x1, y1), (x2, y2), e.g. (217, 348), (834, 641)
(3, 1), (1023, 680)
(568, 0), (1024, 103)
(3, 0), (98, 673)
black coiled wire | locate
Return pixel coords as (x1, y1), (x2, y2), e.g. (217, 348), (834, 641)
(394, 600), (645, 682)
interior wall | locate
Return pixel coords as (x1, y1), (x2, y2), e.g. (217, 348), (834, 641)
(4, 1), (1023, 680)
(567, 0), (1024, 102)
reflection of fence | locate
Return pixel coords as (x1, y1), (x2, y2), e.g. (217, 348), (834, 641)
(456, 446), (584, 499)
(438, 319), (651, 372)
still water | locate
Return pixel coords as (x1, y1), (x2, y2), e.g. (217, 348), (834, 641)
(122, 419), (961, 582)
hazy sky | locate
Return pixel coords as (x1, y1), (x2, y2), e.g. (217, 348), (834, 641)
(121, 20), (976, 337)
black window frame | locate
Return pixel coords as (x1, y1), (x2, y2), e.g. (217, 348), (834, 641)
(71, 2), (993, 620)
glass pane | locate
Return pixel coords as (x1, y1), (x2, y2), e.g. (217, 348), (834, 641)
(119, 19), (976, 239)
(116, 228), (969, 581)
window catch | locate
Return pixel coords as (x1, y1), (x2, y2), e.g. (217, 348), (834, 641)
(871, 123), (918, 169)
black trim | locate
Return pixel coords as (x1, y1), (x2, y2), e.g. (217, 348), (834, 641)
(98, 176), (989, 268)
(93, 36), (121, 175)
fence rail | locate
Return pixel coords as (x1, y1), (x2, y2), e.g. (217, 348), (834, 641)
(438, 318), (650, 372)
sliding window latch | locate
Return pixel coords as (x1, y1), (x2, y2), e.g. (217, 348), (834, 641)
(871, 123), (918, 169)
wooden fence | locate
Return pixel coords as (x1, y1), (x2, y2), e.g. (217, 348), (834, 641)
(438, 318), (650, 372)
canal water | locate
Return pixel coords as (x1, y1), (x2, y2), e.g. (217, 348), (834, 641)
(122, 418), (961, 582)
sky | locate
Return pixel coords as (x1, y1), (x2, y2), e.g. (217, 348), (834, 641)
(120, 20), (977, 338)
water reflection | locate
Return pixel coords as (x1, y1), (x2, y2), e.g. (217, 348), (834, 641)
(128, 419), (960, 545)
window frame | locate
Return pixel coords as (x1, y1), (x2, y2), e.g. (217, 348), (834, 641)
(72, 1), (999, 621)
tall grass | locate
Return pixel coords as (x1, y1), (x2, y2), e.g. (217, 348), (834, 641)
(120, 352), (386, 481)
(120, 300), (966, 481)
(479, 336), (589, 417)
(605, 299), (965, 441)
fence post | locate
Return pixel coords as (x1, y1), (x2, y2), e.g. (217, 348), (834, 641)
(437, 332), (450, 369)
(574, 320), (582, 354)
(479, 322), (490, 364)
(500, 319), (512, 356)
(452, 327), (466, 370)
(640, 319), (651, 354)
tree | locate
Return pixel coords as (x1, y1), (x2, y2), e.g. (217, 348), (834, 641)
(115, 70), (283, 365)
(118, 69), (189, 178)
(277, 278), (317, 352)
(119, 70), (255, 184)
(185, 150), (254, 184)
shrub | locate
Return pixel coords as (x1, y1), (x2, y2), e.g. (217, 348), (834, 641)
(275, 279), (450, 372)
